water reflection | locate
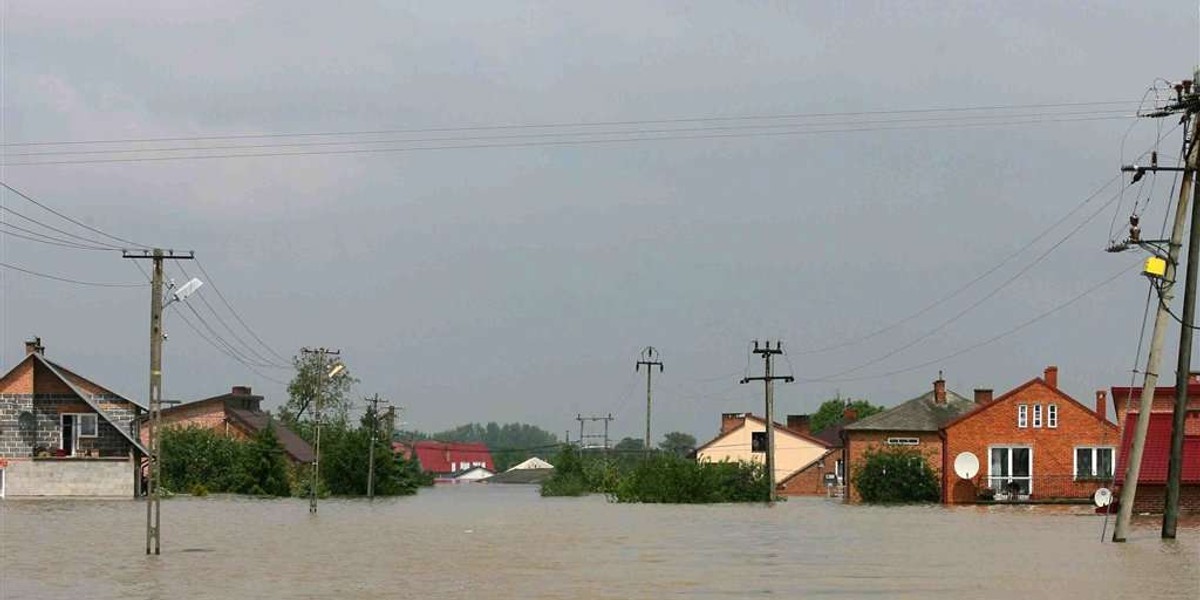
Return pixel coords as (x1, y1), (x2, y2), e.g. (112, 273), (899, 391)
(2, 485), (1197, 599)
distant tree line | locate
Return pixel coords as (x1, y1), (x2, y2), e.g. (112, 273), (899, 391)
(397, 421), (561, 471)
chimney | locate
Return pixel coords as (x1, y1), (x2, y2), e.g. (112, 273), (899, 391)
(1044, 366), (1058, 389)
(24, 337), (44, 356)
(786, 414), (811, 435)
(721, 413), (747, 435)
(843, 407), (858, 422)
(1095, 390), (1108, 422)
(933, 371), (946, 405)
(974, 389), (993, 405)
(231, 385), (252, 396)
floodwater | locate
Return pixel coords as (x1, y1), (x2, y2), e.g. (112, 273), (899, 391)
(1, 486), (1197, 600)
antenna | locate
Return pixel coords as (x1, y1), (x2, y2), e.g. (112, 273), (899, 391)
(953, 452), (980, 479)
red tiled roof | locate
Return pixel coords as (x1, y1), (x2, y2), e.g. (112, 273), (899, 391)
(393, 440), (494, 474)
(1115, 413), (1200, 484)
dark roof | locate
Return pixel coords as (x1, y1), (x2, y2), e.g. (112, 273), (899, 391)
(843, 390), (975, 432)
(810, 417), (854, 447)
(1115, 413), (1200, 485)
(226, 408), (315, 464)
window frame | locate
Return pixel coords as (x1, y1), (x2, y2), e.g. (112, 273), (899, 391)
(1017, 404), (1028, 428)
(988, 445), (1034, 495)
(75, 413), (98, 438)
(1073, 446), (1115, 480)
(1032, 404), (1043, 428)
(750, 431), (767, 453)
(1047, 404), (1058, 429)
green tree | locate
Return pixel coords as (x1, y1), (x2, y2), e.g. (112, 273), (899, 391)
(278, 351), (358, 435)
(613, 437), (645, 453)
(851, 446), (940, 504)
(809, 398), (884, 434)
(319, 410), (430, 496)
(658, 432), (697, 457)
(235, 423), (292, 497)
(426, 421), (560, 471)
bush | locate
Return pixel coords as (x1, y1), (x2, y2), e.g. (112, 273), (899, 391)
(852, 446), (940, 504)
(613, 455), (768, 504)
(161, 424), (291, 497)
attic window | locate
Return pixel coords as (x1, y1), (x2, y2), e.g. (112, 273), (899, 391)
(751, 431), (767, 453)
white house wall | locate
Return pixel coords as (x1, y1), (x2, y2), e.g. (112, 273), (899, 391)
(697, 420), (827, 482)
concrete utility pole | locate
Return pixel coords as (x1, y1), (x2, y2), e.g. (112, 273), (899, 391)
(124, 248), (194, 556)
(575, 414), (615, 451)
(740, 340), (794, 504)
(636, 347), (663, 455)
(1110, 78), (1200, 541)
(302, 347), (342, 514)
(364, 393), (391, 499)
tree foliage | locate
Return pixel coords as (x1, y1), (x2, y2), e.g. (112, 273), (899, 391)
(658, 432), (697, 457)
(320, 411), (430, 496)
(809, 398), (884, 434)
(160, 425), (291, 497)
(541, 445), (767, 503)
(278, 351), (358, 434)
(851, 446), (940, 504)
(419, 422), (560, 471)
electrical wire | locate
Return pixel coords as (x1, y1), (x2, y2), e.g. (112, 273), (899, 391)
(1, 100), (1142, 148)
(3, 114), (1132, 167)
(193, 257), (292, 364)
(172, 259), (290, 368)
(0, 203), (125, 249)
(0, 181), (152, 248)
(801, 260), (1142, 383)
(0, 259), (147, 287)
(0, 221), (118, 250)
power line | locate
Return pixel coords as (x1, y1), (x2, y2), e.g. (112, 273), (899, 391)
(3, 114), (1132, 167)
(2, 109), (1134, 159)
(0, 259), (147, 287)
(0, 203), (125, 249)
(193, 257), (292, 364)
(812, 180), (1128, 381)
(0, 221), (118, 250)
(172, 259), (289, 368)
(0, 100), (1142, 147)
(802, 261), (1141, 383)
(0, 181), (151, 248)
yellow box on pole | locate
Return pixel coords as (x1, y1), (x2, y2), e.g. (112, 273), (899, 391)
(1144, 256), (1168, 278)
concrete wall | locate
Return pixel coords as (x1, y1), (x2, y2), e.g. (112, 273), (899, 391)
(3, 458), (134, 497)
(0, 393), (135, 458)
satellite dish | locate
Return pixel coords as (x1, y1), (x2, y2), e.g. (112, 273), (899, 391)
(1093, 487), (1113, 508)
(953, 452), (980, 479)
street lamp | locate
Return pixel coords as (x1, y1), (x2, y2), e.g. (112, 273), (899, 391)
(310, 360), (345, 514)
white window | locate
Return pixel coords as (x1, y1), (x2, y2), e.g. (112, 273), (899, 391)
(1074, 447), (1115, 480)
(1017, 405), (1028, 428)
(76, 414), (98, 438)
(989, 446), (1033, 495)
(1032, 405), (1042, 428)
(1047, 404), (1058, 429)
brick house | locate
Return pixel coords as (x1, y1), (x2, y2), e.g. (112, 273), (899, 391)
(941, 366), (1118, 504)
(1110, 376), (1200, 513)
(694, 413), (835, 496)
(144, 386), (314, 465)
(841, 375), (975, 503)
(0, 338), (145, 497)
(394, 440), (495, 481)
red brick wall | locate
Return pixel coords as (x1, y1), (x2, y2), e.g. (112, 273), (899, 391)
(139, 401), (246, 447)
(943, 381), (1118, 503)
(844, 430), (943, 503)
(0, 360), (34, 394)
(1123, 484), (1200, 514)
(779, 450), (836, 496)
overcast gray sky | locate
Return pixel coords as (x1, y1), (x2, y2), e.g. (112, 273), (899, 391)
(2, 1), (1198, 443)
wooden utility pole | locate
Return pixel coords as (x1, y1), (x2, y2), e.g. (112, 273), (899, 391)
(364, 393), (391, 499)
(123, 248), (194, 555)
(636, 346), (663, 454)
(740, 340), (794, 504)
(301, 347), (341, 514)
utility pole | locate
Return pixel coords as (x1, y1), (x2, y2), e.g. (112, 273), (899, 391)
(740, 340), (794, 505)
(636, 346), (664, 455)
(124, 248), (194, 556)
(301, 347), (341, 514)
(575, 414), (615, 451)
(364, 393), (391, 499)
(1110, 78), (1200, 541)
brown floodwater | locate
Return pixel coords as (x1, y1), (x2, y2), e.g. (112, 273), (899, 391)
(1, 485), (1197, 599)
